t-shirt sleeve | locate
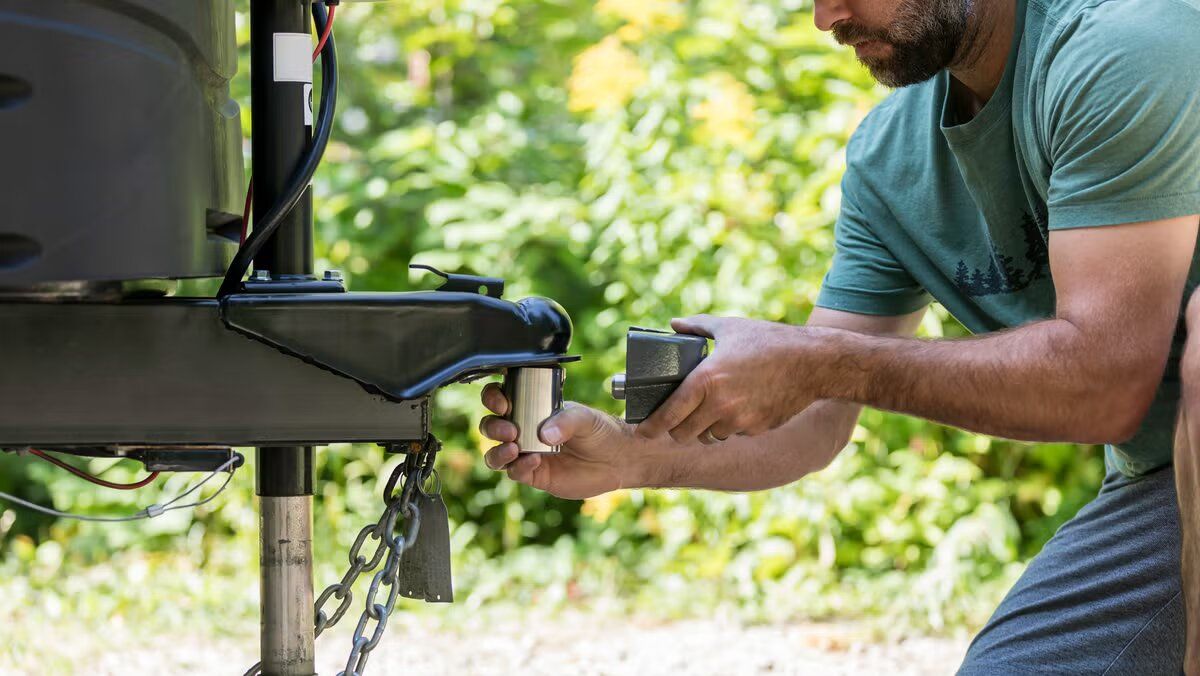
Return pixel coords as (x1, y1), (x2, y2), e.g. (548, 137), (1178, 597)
(816, 152), (930, 316)
(1044, 0), (1200, 230)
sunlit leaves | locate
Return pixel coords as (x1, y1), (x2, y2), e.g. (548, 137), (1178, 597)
(567, 36), (648, 112)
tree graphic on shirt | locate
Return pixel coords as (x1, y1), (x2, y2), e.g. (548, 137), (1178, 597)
(953, 210), (1049, 297)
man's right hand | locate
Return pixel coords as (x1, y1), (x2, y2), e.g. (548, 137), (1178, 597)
(479, 382), (649, 499)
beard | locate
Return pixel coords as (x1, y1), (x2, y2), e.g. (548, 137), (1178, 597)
(832, 0), (970, 87)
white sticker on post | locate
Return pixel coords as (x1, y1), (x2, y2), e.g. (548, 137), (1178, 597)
(303, 83), (314, 126)
(273, 33), (313, 83)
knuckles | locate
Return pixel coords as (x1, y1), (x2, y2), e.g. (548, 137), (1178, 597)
(657, 409), (686, 434)
(694, 366), (717, 391)
(481, 383), (510, 415)
(485, 446), (509, 470)
(715, 399), (739, 419)
(480, 417), (521, 448)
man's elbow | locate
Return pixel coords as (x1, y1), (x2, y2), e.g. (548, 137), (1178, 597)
(1094, 393), (1154, 444)
(1080, 372), (1160, 445)
(1050, 319), (1168, 444)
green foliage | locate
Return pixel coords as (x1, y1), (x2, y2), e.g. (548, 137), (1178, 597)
(0, 0), (1105, 642)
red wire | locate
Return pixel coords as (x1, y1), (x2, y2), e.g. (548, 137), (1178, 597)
(239, 6), (336, 246)
(313, 5), (337, 59)
(30, 449), (161, 491)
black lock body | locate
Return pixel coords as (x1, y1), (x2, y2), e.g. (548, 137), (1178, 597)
(612, 327), (709, 423)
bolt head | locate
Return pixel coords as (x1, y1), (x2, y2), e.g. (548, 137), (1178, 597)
(323, 269), (344, 282)
(611, 373), (627, 400)
(250, 269), (271, 282)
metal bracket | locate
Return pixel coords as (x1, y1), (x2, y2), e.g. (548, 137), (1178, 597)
(239, 269), (347, 294)
(129, 447), (246, 473)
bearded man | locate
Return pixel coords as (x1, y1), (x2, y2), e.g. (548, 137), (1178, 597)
(479, 0), (1200, 671)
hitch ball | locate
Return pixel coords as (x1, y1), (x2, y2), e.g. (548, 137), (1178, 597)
(611, 327), (709, 423)
(503, 366), (566, 453)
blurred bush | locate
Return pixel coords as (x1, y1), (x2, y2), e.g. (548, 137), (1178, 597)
(0, 0), (1104, 639)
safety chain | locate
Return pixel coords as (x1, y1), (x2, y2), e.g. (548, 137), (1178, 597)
(244, 438), (438, 676)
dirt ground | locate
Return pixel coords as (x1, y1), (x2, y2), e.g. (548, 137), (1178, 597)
(12, 612), (970, 676)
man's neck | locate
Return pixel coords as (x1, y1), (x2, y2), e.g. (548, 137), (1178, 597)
(948, 0), (1017, 120)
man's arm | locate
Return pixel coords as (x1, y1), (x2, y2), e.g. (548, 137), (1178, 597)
(635, 307), (924, 492)
(1177, 291), (1200, 675)
(479, 307), (923, 498)
(644, 216), (1198, 445)
(820, 217), (1197, 443)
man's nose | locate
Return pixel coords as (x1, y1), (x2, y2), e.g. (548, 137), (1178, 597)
(813, 0), (852, 31)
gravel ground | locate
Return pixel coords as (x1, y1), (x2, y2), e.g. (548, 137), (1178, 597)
(9, 612), (969, 675)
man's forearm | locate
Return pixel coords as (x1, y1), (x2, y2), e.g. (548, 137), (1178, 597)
(810, 319), (1167, 444)
(632, 400), (860, 492)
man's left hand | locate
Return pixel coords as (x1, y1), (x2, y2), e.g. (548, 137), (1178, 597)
(636, 315), (828, 443)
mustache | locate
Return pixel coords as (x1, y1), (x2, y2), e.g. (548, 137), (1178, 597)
(831, 21), (892, 46)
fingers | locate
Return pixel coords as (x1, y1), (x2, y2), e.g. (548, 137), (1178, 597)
(484, 441), (549, 489)
(484, 442), (520, 470)
(538, 402), (604, 446)
(488, 446), (551, 493)
(706, 419), (739, 442)
(487, 443), (546, 489)
(636, 371), (707, 439)
(670, 314), (722, 338)
(479, 414), (518, 443)
(481, 382), (510, 416)
(479, 383), (516, 466)
(506, 453), (543, 486)
(670, 398), (723, 444)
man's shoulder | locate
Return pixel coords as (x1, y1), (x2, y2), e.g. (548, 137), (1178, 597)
(1033, 0), (1199, 26)
(1028, 0), (1200, 130)
(846, 82), (942, 185)
(1032, 0), (1200, 62)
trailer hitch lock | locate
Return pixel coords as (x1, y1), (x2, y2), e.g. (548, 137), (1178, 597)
(612, 327), (709, 423)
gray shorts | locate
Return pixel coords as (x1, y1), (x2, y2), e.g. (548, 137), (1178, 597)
(959, 463), (1185, 674)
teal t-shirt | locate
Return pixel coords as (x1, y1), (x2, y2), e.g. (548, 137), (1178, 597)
(816, 0), (1200, 476)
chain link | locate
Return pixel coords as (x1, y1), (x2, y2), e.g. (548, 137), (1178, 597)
(244, 438), (438, 676)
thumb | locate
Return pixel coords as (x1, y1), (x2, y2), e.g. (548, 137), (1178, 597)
(539, 402), (604, 446)
(671, 314), (722, 338)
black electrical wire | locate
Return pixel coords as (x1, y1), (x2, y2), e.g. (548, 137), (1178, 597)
(217, 2), (338, 298)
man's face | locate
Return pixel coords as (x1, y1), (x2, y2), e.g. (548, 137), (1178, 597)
(825, 0), (970, 87)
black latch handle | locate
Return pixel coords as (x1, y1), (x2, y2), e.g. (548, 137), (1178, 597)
(410, 264), (505, 298)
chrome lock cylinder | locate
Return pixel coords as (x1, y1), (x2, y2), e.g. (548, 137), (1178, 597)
(503, 366), (566, 453)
